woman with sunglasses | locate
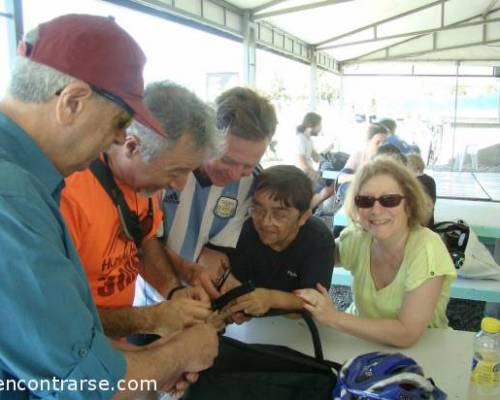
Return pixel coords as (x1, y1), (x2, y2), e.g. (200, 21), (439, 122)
(296, 157), (456, 348)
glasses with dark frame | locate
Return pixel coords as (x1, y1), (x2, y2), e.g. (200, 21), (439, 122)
(249, 204), (294, 224)
(92, 86), (134, 130)
(55, 85), (134, 130)
(354, 194), (406, 209)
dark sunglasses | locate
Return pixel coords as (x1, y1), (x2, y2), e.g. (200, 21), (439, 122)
(354, 194), (406, 208)
(91, 86), (135, 116)
(55, 85), (134, 116)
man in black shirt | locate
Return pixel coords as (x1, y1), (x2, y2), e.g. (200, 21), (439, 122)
(221, 165), (335, 317)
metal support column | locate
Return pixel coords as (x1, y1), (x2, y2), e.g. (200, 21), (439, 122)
(452, 61), (460, 170)
(4, 0), (23, 71)
(309, 51), (317, 111)
(242, 11), (256, 87)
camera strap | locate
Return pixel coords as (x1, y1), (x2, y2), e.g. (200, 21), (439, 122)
(89, 155), (143, 249)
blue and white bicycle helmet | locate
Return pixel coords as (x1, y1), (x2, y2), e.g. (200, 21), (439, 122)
(333, 352), (447, 400)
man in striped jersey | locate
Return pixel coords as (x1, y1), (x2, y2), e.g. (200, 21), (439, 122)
(135, 87), (277, 304)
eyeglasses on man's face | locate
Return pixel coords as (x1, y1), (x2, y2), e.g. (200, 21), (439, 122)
(91, 86), (134, 131)
(354, 194), (406, 209)
(55, 85), (134, 131)
(249, 204), (295, 224)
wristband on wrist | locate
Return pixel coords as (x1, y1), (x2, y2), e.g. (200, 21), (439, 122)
(166, 285), (184, 300)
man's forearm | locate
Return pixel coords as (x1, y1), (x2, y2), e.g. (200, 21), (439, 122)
(113, 336), (186, 400)
(164, 247), (194, 283)
(141, 238), (180, 297)
(98, 305), (157, 338)
(113, 324), (218, 399)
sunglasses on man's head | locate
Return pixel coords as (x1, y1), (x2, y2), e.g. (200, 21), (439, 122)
(354, 194), (406, 209)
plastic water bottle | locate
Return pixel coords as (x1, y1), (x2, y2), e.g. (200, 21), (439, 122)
(467, 317), (500, 400)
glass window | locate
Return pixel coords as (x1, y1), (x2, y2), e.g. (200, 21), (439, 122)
(256, 49), (310, 164)
(315, 70), (342, 153)
(22, 0), (242, 100)
(342, 72), (500, 202)
(0, 16), (10, 97)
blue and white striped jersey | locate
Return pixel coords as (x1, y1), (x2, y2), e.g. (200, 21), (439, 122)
(162, 169), (256, 261)
(134, 167), (258, 305)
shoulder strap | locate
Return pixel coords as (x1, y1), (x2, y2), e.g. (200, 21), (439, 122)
(89, 157), (143, 249)
(262, 309), (324, 362)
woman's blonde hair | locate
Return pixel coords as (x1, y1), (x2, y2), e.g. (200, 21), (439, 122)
(345, 156), (431, 228)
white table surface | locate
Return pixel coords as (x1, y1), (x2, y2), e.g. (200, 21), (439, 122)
(225, 316), (474, 400)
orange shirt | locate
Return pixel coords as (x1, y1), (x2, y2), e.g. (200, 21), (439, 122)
(61, 167), (163, 308)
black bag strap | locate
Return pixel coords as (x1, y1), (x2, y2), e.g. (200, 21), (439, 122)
(434, 220), (469, 234)
(261, 309), (324, 362)
(212, 281), (255, 311)
(89, 157), (143, 249)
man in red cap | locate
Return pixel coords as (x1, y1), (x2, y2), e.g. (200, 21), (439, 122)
(0, 14), (217, 399)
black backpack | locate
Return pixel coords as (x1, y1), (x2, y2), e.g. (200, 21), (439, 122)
(184, 311), (341, 400)
(434, 220), (469, 269)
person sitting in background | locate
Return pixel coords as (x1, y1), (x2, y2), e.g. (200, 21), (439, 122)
(375, 143), (408, 165)
(295, 112), (334, 209)
(296, 112), (322, 179)
(296, 157), (456, 348)
(337, 123), (389, 185)
(218, 165), (335, 317)
(377, 117), (397, 135)
(378, 118), (416, 155)
(407, 153), (436, 229)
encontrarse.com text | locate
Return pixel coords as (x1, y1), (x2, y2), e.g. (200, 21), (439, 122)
(0, 378), (157, 392)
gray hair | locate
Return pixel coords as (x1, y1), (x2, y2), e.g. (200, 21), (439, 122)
(8, 27), (75, 103)
(130, 81), (221, 163)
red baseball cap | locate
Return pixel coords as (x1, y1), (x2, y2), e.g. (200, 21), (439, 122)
(25, 14), (165, 136)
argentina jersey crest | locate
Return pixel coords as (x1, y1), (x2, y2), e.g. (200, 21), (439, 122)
(213, 196), (238, 219)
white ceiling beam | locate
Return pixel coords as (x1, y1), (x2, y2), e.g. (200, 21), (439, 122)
(441, 0), (445, 28)
(252, 0), (354, 20)
(343, 36), (500, 64)
(106, 0), (340, 72)
(251, 0), (288, 14)
(319, 15), (500, 50)
(337, 5), (500, 64)
(483, 0), (499, 17)
(315, 0), (450, 47)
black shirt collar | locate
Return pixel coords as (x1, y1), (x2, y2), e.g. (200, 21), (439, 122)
(193, 168), (213, 188)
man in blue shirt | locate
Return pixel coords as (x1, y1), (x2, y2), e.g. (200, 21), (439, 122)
(0, 14), (217, 399)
